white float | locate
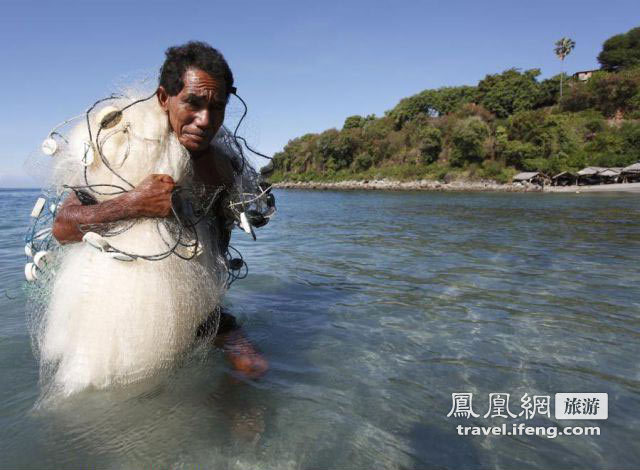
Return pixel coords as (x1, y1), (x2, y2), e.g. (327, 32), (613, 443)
(24, 262), (38, 282)
(34, 251), (50, 269)
(82, 232), (111, 251)
(96, 106), (122, 129)
(41, 137), (58, 156)
(31, 198), (47, 218)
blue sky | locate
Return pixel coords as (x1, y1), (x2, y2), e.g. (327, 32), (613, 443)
(0, 0), (638, 187)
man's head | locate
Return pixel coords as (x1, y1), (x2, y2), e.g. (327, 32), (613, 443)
(157, 41), (234, 154)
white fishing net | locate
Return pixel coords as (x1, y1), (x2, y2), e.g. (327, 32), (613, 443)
(23, 85), (275, 399)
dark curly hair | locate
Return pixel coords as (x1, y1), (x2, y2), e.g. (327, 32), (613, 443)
(159, 41), (234, 97)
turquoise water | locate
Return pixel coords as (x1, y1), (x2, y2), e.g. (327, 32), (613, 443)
(1, 188), (639, 469)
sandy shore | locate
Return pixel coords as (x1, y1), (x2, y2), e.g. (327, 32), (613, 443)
(544, 182), (640, 193)
(273, 179), (640, 193)
(272, 179), (541, 192)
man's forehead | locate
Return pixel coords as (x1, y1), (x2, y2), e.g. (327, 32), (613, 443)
(182, 68), (225, 98)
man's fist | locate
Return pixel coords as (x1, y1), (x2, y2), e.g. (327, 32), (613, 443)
(127, 174), (175, 218)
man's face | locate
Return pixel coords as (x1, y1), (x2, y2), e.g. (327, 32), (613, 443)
(157, 68), (227, 154)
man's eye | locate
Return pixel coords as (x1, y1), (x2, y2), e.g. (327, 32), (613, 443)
(185, 97), (201, 108)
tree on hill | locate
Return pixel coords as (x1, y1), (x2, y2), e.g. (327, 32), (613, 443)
(343, 115), (364, 129)
(416, 126), (442, 163)
(598, 26), (640, 71)
(537, 74), (564, 107)
(343, 114), (376, 130)
(450, 117), (490, 166)
(476, 68), (544, 118)
(554, 37), (575, 97)
(387, 86), (476, 128)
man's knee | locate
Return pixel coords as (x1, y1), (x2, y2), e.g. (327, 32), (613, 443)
(196, 309), (239, 338)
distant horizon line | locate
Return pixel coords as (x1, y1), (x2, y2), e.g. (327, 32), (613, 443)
(0, 187), (40, 190)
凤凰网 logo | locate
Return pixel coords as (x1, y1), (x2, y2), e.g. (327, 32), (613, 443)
(446, 392), (607, 420)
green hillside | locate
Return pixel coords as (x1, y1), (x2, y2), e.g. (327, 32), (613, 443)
(270, 27), (640, 184)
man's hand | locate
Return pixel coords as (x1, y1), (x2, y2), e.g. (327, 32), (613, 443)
(127, 174), (175, 218)
(52, 174), (176, 244)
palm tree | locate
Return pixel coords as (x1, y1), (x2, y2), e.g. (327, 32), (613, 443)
(554, 37), (576, 98)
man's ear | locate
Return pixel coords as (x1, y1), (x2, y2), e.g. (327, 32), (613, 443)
(157, 86), (169, 112)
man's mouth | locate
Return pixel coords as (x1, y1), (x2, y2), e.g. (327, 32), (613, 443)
(183, 132), (207, 147)
(185, 132), (203, 140)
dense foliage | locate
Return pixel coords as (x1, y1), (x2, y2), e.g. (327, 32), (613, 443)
(271, 29), (640, 184)
(598, 27), (640, 72)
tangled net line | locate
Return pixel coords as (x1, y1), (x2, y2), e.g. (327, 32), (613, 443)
(25, 90), (275, 287)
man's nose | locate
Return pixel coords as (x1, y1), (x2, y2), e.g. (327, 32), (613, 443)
(194, 109), (211, 129)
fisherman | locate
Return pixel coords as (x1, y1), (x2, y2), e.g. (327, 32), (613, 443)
(51, 41), (268, 379)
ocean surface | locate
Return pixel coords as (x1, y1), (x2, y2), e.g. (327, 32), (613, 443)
(0, 188), (639, 469)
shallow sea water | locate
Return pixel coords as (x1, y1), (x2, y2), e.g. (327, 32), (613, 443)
(0, 188), (639, 469)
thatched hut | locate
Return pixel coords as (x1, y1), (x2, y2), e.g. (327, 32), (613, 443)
(597, 168), (623, 184)
(512, 172), (549, 186)
(551, 171), (577, 186)
(577, 167), (605, 185)
(622, 163), (640, 183)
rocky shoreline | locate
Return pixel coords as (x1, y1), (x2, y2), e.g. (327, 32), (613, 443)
(271, 179), (542, 192)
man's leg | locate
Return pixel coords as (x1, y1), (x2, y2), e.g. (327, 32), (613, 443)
(197, 309), (269, 379)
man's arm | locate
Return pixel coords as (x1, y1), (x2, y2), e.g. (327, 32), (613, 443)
(52, 174), (176, 244)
